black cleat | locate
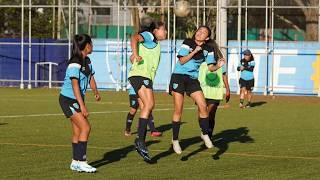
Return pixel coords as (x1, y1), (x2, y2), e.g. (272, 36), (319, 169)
(245, 103), (251, 108)
(134, 138), (151, 162)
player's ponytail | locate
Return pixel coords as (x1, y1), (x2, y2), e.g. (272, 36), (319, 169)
(206, 39), (221, 61)
(72, 34), (92, 59)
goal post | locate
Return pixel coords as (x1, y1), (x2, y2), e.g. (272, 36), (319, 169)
(35, 62), (58, 88)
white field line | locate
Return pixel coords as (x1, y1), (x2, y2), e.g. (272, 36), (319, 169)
(0, 104), (229, 119)
(0, 107), (195, 119)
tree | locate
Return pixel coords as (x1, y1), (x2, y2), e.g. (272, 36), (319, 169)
(0, 0), (55, 38)
(294, 0), (318, 41)
(129, 0), (140, 32)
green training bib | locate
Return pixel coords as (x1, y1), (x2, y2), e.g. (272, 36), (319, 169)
(128, 42), (161, 81)
(198, 62), (224, 100)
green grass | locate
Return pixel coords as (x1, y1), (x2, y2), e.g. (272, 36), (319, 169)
(0, 88), (320, 179)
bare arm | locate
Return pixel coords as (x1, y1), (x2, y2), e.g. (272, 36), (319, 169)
(222, 74), (231, 102)
(130, 34), (144, 63)
(90, 76), (101, 101)
(178, 46), (202, 65)
(207, 58), (225, 72)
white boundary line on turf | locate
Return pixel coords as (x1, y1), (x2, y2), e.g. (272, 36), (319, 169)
(1, 142), (320, 161)
(0, 105), (230, 119)
(0, 107), (196, 119)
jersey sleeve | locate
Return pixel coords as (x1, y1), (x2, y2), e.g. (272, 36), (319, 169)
(237, 60), (243, 71)
(244, 61), (255, 71)
(86, 57), (95, 75)
(205, 50), (215, 65)
(67, 63), (81, 80)
(177, 39), (192, 58)
(90, 64), (95, 75)
(249, 61), (255, 67)
(222, 64), (227, 75)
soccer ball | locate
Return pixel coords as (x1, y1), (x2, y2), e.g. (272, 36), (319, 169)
(174, 0), (191, 17)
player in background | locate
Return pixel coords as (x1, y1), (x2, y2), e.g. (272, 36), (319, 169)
(198, 39), (230, 140)
(125, 87), (162, 137)
(237, 49), (255, 108)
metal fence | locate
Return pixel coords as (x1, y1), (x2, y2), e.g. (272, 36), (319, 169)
(0, 0), (319, 96)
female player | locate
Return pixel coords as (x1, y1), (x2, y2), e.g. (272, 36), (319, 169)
(198, 39), (230, 139)
(128, 20), (167, 161)
(125, 87), (162, 137)
(59, 34), (100, 172)
(169, 26), (225, 154)
(237, 49), (255, 108)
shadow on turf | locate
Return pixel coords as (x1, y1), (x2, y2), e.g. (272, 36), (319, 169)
(151, 136), (204, 162)
(152, 127), (254, 162)
(0, 123), (8, 126)
(250, 101), (267, 107)
(212, 127), (254, 160)
(131, 122), (186, 135)
(90, 140), (160, 168)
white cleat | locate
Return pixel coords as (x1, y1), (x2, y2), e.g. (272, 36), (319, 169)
(70, 159), (79, 171)
(172, 139), (182, 154)
(201, 133), (213, 149)
(74, 161), (97, 173)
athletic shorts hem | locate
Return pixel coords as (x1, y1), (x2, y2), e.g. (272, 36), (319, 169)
(129, 95), (139, 109)
(239, 78), (254, 91)
(59, 94), (82, 118)
(205, 98), (221, 106)
(169, 74), (202, 96)
(128, 76), (153, 95)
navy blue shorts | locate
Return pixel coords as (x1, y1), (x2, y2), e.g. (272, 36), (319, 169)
(129, 95), (139, 109)
(239, 78), (254, 91)
(169, 74), (202, 96)
(59, 94), (82, 118)
(128, 76), (153, 95)
(205, 98), (220, 106)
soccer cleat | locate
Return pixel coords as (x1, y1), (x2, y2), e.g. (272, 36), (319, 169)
(245, 103), (251, 108)
(172, 139), (182, 154)
(77, 161), (97, 173)
(134, 138), (151, 162)
(239, 103), (245, 108)
(124, 130), (132, 137)
(201, 133), (213, 149)
(70, 159), (79, 171)
(151, 131), (162, 137)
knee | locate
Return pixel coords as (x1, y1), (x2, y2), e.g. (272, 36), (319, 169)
(129, 108), (137, 115)
(72, 132), (80, 139)
(144, 102), (154, 111)
(198, 103), (207, 112)
(80, 125), (91, 134)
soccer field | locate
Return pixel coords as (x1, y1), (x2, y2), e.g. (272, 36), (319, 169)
(0, 88), (319, 179)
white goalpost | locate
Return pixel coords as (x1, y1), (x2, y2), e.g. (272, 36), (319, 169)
(34, 62), (59, 88)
